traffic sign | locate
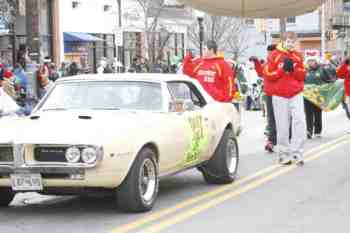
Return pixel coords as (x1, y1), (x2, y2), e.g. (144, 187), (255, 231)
(115, 29), (123, 47)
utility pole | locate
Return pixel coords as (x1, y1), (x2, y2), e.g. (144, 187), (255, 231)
(279, 17), (286, 35)
(321, 3), (326, 59)
(116, 0), (123, 71)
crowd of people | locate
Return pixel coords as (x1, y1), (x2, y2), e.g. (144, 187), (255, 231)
(1, 31), (350, 167)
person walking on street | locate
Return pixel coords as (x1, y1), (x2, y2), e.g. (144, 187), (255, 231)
(336, 57), (350, 131)
(304, 56), (327, 139)
(183, 40), (236, 103)
(264, 32), (307, 166)
(250, 44), (277, 152)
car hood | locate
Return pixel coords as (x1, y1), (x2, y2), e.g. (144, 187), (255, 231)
(0, 110), (155, 145)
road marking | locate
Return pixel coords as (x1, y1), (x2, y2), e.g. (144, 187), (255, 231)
(111, 135), (350, 233)
(139, 139), (350, 233)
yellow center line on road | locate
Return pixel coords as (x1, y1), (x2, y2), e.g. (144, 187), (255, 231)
(139, 138), (350, 233)
(111, 135), (350, 233)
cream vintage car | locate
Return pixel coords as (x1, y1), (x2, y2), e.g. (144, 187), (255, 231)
(0, 74), (241, 212)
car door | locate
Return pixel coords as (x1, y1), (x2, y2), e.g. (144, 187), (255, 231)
(167, 81), (215, 170)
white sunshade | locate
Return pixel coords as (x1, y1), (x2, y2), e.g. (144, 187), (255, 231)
(179, 0), (325, 18)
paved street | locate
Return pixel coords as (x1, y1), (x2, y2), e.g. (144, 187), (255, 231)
(1, 108), (349, 233)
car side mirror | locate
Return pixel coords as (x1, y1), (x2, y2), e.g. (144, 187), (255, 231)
(169, 99), (195, 113)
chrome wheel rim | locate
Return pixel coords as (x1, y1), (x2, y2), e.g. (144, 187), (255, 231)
(138, 158), (156, 203)
(226, 139), (238, 174)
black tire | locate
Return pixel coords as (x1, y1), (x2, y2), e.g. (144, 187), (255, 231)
(200, 129), (239, 184)
(0, 188), (15, 207)
(117, 148), (159, 212)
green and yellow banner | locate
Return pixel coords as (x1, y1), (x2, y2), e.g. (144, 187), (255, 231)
(303, 80), (344, 112)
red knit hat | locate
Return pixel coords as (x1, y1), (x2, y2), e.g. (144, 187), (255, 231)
(3, 70), (13, 78)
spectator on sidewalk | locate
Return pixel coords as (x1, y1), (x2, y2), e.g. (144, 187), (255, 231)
(183, 40), (236, 103)
(2, 69), (16, 99)
(0, 83), (20, 118)
(264, 32), (307, 166)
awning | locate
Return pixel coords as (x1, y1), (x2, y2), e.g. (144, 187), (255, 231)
(179, 0), (325, 18)
(64, 32), (103, 43)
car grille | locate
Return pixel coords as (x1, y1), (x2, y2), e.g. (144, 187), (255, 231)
(34, 147), (67, 163)
(0, 147), (14, 163)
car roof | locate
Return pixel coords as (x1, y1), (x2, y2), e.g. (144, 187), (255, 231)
(56, 73), (193, 84)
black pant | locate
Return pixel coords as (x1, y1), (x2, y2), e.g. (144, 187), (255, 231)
(304, 99), (322, 136)
(266, 96), (277, 145)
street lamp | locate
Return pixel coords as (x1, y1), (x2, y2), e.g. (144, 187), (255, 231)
(195, 10), (205, 57)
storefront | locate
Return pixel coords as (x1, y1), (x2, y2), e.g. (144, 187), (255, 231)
(0, 0), (54, 67)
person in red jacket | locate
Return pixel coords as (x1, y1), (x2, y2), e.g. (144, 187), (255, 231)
(263, 32), (307, 166)
(250, 44), (277, 153)
(183, 40), (236, 103)
(336, 58), (350, 122)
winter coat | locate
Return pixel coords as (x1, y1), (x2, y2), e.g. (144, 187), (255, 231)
(253, 60), (274, 96)
(183, 54), (236, 102)
(336, 63), (350, 96)
(263, 44), (306, 98)
(305, 65), (325, 85)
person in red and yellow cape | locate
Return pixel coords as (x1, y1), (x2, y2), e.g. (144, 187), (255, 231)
(183, 40), (236, 103)
(263, 32), (307, 166)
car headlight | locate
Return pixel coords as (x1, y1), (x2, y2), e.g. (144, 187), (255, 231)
(81, 147), (98, 164)
(65, 147), (81, 163)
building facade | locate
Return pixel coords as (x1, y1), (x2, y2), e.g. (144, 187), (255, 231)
(0, 0), (59, 67)
(58, 0), (119, 73)
(267, 10), (322, 55)
(122, 0), (192, 69)
(324, 0), (350, 58)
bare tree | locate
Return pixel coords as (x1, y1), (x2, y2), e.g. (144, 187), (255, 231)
(188, 14), (249, 59)
(133, 0), (171, 63)
(225, 21), (250, 60)
(0, 0), (18, 25)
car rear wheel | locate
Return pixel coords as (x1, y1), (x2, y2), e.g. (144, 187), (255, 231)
(0, 188), (15, 207)
(117, 148), (159, 212)
(200, 129), (239, 184)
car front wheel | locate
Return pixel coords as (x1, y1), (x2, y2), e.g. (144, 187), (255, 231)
(200, 129), (239, 184)
(0, 188), (15, 207)
(117, 148), (159, 212)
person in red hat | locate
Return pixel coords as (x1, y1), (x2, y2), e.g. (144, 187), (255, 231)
(2, 69), (16, 99)
(264, 32), (307, 166)
(183, 40), (236, 103)
(336, 58), (350, 126)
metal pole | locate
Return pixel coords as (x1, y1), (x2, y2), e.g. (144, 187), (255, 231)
(11, 22), (16, 67)
(116, 0), (123, 72)
(198, 17), (204, 57)
(321, 3), (326, 59)
(279, 17), (286, 34)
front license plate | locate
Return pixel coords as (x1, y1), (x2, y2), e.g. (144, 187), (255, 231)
(10, 174), (43, 191)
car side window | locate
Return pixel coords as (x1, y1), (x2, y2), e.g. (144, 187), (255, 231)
(167, 82), (206, 108)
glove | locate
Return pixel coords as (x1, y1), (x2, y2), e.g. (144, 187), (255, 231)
(249, 56), (259, 63)
(283, 58), (294, 73)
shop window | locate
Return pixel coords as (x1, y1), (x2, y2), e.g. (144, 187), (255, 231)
(286, 16), (296, 24)
(72, 1), (82, 9)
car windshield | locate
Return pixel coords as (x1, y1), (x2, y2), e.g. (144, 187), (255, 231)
(39, 81), (163, 111)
